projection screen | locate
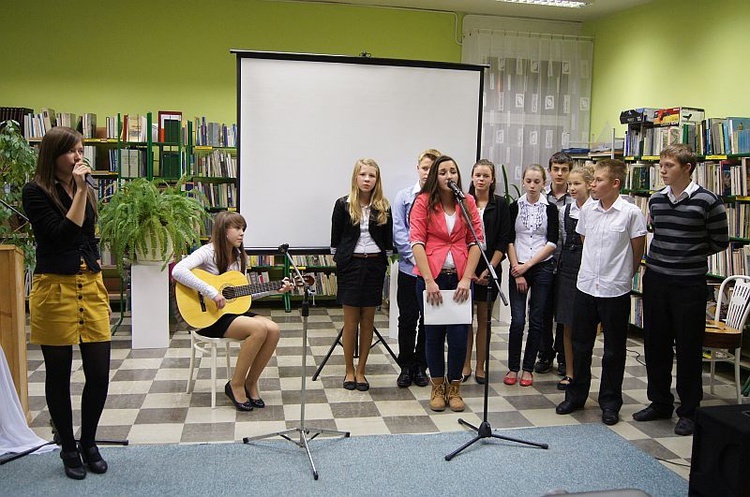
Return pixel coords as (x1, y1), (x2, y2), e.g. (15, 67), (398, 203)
(234, 50), (485, 250)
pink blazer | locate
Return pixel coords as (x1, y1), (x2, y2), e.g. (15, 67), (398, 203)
(409, 193), (484, 279)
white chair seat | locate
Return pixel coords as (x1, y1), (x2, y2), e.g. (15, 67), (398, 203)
(185, 329), (243, 409)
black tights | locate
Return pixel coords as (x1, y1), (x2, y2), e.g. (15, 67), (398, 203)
(41, 341), (111, 453)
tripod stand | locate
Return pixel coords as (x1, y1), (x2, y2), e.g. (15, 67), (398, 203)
(311, 325), (397, 381)
(243, 245), (349, 480)
(444, 184), (548, 461)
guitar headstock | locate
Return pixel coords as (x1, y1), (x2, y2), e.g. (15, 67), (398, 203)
(290, 274), (315, 287)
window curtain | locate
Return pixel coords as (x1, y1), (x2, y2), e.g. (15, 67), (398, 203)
(463, 30), (593, 185)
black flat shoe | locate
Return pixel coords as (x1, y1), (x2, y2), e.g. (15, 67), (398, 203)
(474, 374), (486, 385)
(225, 382), (253, 411)
(356, 377), (370, 391)
(343, 377), (357, 390)
(461, 371), (471, 383)
(78, 443), (108, 474)
(556, 399), (584, 415)
(60, 450), (86, 480)
(244, 386), (265, 408)
(413, 368), (429, 387)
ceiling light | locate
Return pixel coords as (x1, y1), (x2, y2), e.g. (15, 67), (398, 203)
(495, 0), (590, 8)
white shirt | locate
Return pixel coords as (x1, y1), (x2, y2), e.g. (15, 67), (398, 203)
(172, 243), (241, 299)
(513, 193), (555, 264)
(662, 180), (699, 204)
(576, 196), (648, 298)
(353, 204), (379, 253)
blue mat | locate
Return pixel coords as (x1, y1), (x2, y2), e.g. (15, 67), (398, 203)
(1, 424), (687, 496)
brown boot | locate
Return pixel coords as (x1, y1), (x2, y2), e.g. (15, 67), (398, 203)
(447, 380), (465, 412)
(429, 378), (446, 412)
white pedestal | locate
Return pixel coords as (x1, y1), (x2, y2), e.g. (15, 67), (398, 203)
(131, 262), (170, 349)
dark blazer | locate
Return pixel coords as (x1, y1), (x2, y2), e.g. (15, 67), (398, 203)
(474, 194), (512, 276)
(330, 195), (393, 267)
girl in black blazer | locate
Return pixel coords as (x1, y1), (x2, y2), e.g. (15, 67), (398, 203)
(330, 159), (393, 391)
(463, 159), (511, 384)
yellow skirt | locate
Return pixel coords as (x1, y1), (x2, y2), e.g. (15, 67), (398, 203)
(29, 271), (111, 346)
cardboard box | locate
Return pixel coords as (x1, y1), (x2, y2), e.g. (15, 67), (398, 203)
(654, 106), (705, 126)
(620, 108), (658, 125)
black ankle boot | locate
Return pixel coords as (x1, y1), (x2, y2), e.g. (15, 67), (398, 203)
(60, 450), (86, 480)
(78, 443), (108, 474)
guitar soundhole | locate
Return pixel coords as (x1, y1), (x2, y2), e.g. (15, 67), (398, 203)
(222, 286), (235, 300)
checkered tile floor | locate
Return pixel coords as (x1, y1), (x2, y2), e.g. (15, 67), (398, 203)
(25, 306), (746, 480)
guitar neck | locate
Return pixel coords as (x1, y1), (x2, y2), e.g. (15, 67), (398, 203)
(223, 280), (282, 300)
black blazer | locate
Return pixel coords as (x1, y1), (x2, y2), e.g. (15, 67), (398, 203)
(474, 194), (512, 276)
(330, 195), (393, 267)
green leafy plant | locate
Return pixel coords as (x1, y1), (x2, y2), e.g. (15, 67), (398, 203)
(499, 163), (521, 204)
(0, 120), (37, 269)
(99, 177), (207, 273)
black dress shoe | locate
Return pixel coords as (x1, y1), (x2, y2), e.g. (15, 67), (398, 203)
(601, 409), (619, 426)
(413, 368), (429, 387)
(224, 382), (253, 411)
(60, 450), (86, 480)
(397, 368), (413, 388)
(534, 359), (552, 374)
(79, 443), (108, 474)
(556, 400), (584, 415)
(475, 374), (486, 385)
(632, 405), (673, 422)
(674, 417), (695, 436)
(244, 386), (265, 408)
(343, 377), (357, 390)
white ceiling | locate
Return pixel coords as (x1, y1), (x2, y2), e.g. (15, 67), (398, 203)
(268, 0), (654, 22)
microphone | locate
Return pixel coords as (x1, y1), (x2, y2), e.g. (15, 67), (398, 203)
(85, 173), (96, 189)
(278, 243), (289, 254)
(446, 179), (465, 199)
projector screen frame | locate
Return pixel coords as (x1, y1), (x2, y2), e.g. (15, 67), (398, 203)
(231, 49), (487, 252)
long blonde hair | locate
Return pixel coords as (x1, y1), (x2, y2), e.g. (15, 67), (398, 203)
(347, 158), (390, 226)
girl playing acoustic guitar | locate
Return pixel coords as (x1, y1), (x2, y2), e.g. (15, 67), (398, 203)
(173, 211), (293, 411)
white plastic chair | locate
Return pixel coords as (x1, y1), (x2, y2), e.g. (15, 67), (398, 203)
(704, 275), (750, 403)
(185, 329), (243, 408)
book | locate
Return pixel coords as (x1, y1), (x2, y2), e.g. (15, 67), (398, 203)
(158, 110), (182, 143)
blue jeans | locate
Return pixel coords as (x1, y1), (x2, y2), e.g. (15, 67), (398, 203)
(507, 259), (554, 372)
(416, 273), (469, 382)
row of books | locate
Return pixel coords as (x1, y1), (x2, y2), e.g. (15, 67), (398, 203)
(625, 116), (750, 157)
(188, 181), (236, 209)
(624, 162), (665, 191)
(194, 117), (236, 147)
(725, 203), (750, 239)
(290, 254), (335, 267)
(247, 255), (277, 267)
(192, 149), (237, 178)
(708, 244), (750, 278)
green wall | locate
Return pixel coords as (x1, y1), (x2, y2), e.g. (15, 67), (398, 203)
(3, 0), (461, 124)
(584, 0), (750, 140)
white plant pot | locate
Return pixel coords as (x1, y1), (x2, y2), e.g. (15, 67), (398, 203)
(134, 231), (173, 264)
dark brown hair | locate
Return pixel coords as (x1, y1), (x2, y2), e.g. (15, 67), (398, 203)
(211, 211), (248, 273)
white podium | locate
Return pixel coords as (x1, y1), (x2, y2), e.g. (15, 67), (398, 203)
(130, 263), (170, 349)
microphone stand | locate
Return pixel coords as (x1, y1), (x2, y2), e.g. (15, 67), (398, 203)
(243, 244), (349, 481)
(444, 186), (548, 461)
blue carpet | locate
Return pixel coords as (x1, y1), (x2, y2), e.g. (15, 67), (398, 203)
(1, 424), (686, 496)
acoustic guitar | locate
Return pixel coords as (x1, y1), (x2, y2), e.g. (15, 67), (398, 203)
(175, 268), (310, 329)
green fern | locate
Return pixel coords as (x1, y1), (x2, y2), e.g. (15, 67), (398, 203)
(99, 177), (207, 274)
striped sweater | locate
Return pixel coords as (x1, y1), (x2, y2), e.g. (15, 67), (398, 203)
(645, 186), (729, 276)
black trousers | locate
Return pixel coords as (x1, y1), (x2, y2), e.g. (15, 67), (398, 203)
(566, 290), (630, 412)
(539, 274), (565, 364)
(642, 269), (707, 419)
(396, 271), (426, 371)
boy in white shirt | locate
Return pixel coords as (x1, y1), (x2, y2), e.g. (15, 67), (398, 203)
(555, 159), (647, 426)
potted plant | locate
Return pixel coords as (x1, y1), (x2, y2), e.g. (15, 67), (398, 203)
(99, 177), (206, 273)
(0, 120), (37, 270)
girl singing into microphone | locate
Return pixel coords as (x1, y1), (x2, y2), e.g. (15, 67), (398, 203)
(409, 155), (483, 412)
(22, 126), (111, 480)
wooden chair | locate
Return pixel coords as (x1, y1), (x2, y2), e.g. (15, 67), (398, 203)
(704, 275), (750, 403)
(185, 329), (243, 409)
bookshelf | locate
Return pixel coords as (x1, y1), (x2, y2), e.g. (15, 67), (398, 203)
(621, 105), (750, 364)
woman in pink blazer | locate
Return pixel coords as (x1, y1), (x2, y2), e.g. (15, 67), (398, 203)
(410, 155), (484, 413)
